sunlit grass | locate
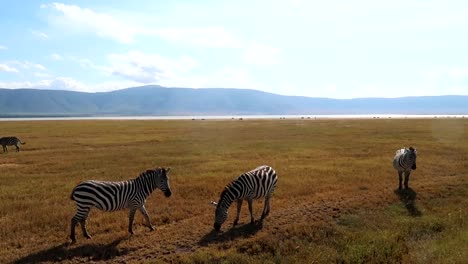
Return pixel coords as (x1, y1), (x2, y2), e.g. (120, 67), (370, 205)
(0, 119), (467, 263)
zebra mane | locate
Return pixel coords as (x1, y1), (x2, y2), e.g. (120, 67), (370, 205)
(135, 168), (161, 181)
(217, 187), (233, 209)
(216, 177), (242, 208)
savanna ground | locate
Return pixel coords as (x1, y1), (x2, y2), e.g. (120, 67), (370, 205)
(0, 118), (467, 263)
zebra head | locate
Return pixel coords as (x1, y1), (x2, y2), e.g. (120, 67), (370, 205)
(408, 147), (417, 170)
(156, 167), (172, 197)
(212, 191), (229, 231)
(214, 204), (228, 231)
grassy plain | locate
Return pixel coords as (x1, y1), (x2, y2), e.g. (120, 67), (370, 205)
(0, 118), (467, 263)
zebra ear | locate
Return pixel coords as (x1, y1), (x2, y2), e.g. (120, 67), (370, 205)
(166, 167), (171, 174)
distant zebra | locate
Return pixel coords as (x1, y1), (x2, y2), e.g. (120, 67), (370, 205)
(69, 167), (172, 243)
(0, 136), (26, 152)
(211, 165), (278, 231)
(393, 147), (417, 189)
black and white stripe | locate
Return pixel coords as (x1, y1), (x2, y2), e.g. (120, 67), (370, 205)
(212, 165), (278, 231)
(0, 136), (25, 152)
(69, 167), (172, 243)
(393, 147), (417, 189)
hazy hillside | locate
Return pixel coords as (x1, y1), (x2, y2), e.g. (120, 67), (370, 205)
(1, 85), (467, 116)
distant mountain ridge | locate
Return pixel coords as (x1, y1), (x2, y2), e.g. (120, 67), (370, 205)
(0, 85), (467, 116)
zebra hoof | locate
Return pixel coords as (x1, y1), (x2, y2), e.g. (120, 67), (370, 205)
(257, 221), (264, 229)
(84, 234), (92, 239)
(233, 220), (239, 226)
(149, 226), (155, 231)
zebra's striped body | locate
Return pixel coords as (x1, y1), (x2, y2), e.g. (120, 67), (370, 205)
(393, 147), (417, 189)
(213, 165), (278, 231)
(0, 136), (25, 152)
(70, 167), (172, 243)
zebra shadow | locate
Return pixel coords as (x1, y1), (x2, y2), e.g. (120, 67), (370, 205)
(12, 236), (134, 264)
(198, 222), (263, 246)
(394, 188), (422, 217)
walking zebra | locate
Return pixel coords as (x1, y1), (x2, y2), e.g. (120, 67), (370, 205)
(393, 147), (417, 189)
(0, 136), (25, 152)
(69, 167), (172, 243)
(211, 165), (278, 231)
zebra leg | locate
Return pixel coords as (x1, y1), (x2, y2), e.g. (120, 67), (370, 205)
(404, 171), (411, 189)
(80, 220), (92, 239)
(247, 198), (255, 224)
(233, 199), (243, 226)
(261, 196), (271, 221)
(79, 209), (92, 239)
(15, 144), (20, 152)
(398, 171), (403, 190)
(71, 207), (91, 242)
(70, 218), (78, 243)
(138, 205), (155, 231)
(128, 208), (137, 235)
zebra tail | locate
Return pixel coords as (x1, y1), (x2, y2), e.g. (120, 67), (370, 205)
(70, 187), (77, 201)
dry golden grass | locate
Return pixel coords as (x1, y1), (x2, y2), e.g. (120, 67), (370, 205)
(0, 118), (467, 263)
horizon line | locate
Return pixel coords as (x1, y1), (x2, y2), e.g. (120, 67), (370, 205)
(1, 86), (467, 100)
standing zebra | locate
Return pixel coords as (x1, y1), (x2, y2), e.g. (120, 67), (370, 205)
(211, 165), (278, 231)
(393, 147), (417, 189)
(0, 136), (26, 152)
(69, 167), (172, 243)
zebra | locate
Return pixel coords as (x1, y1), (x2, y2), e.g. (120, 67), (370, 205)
(211, 165), (278, 231)
(69, 167), (172, 243)
(0, 136), (26, 152)
(393, 147), (417, 189)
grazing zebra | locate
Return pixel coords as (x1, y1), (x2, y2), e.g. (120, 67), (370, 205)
(0, 136), (26, 152)
(211, 165), (278, 231)
(393, 147), (417, 189)
(69, 167), (172, 243)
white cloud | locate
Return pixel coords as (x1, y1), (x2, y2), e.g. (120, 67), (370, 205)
(9, 61), (47, 71)
(152, 27), (242, 48)
(289, 0), (303, 6)
(73, 50), (259, 90)
(42, 2), (138, 43)
(243, 43), (280, 65)
(42, 2), (242, 47)
(0, 45), (7, 50)
(34, 64), (47, 71)
(0, 78), (143, 93)
(188, 67), (261, 89)
(447, 67), (468, 78)
(51, 53), (63, 60)
(6, 77), (88, 91)
(32, 30), (49, 39)
(0, 64), (19, 73)
(107, 51), (198, 83)
(149, 66), (261, 90)
(34, 72), (52, 78)
(44, 77), (89, 91)
(72, 57), (112, 74)
(0, 81), (34, 89)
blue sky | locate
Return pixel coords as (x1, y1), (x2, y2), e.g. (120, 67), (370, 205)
(1, 0), (468, 98)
